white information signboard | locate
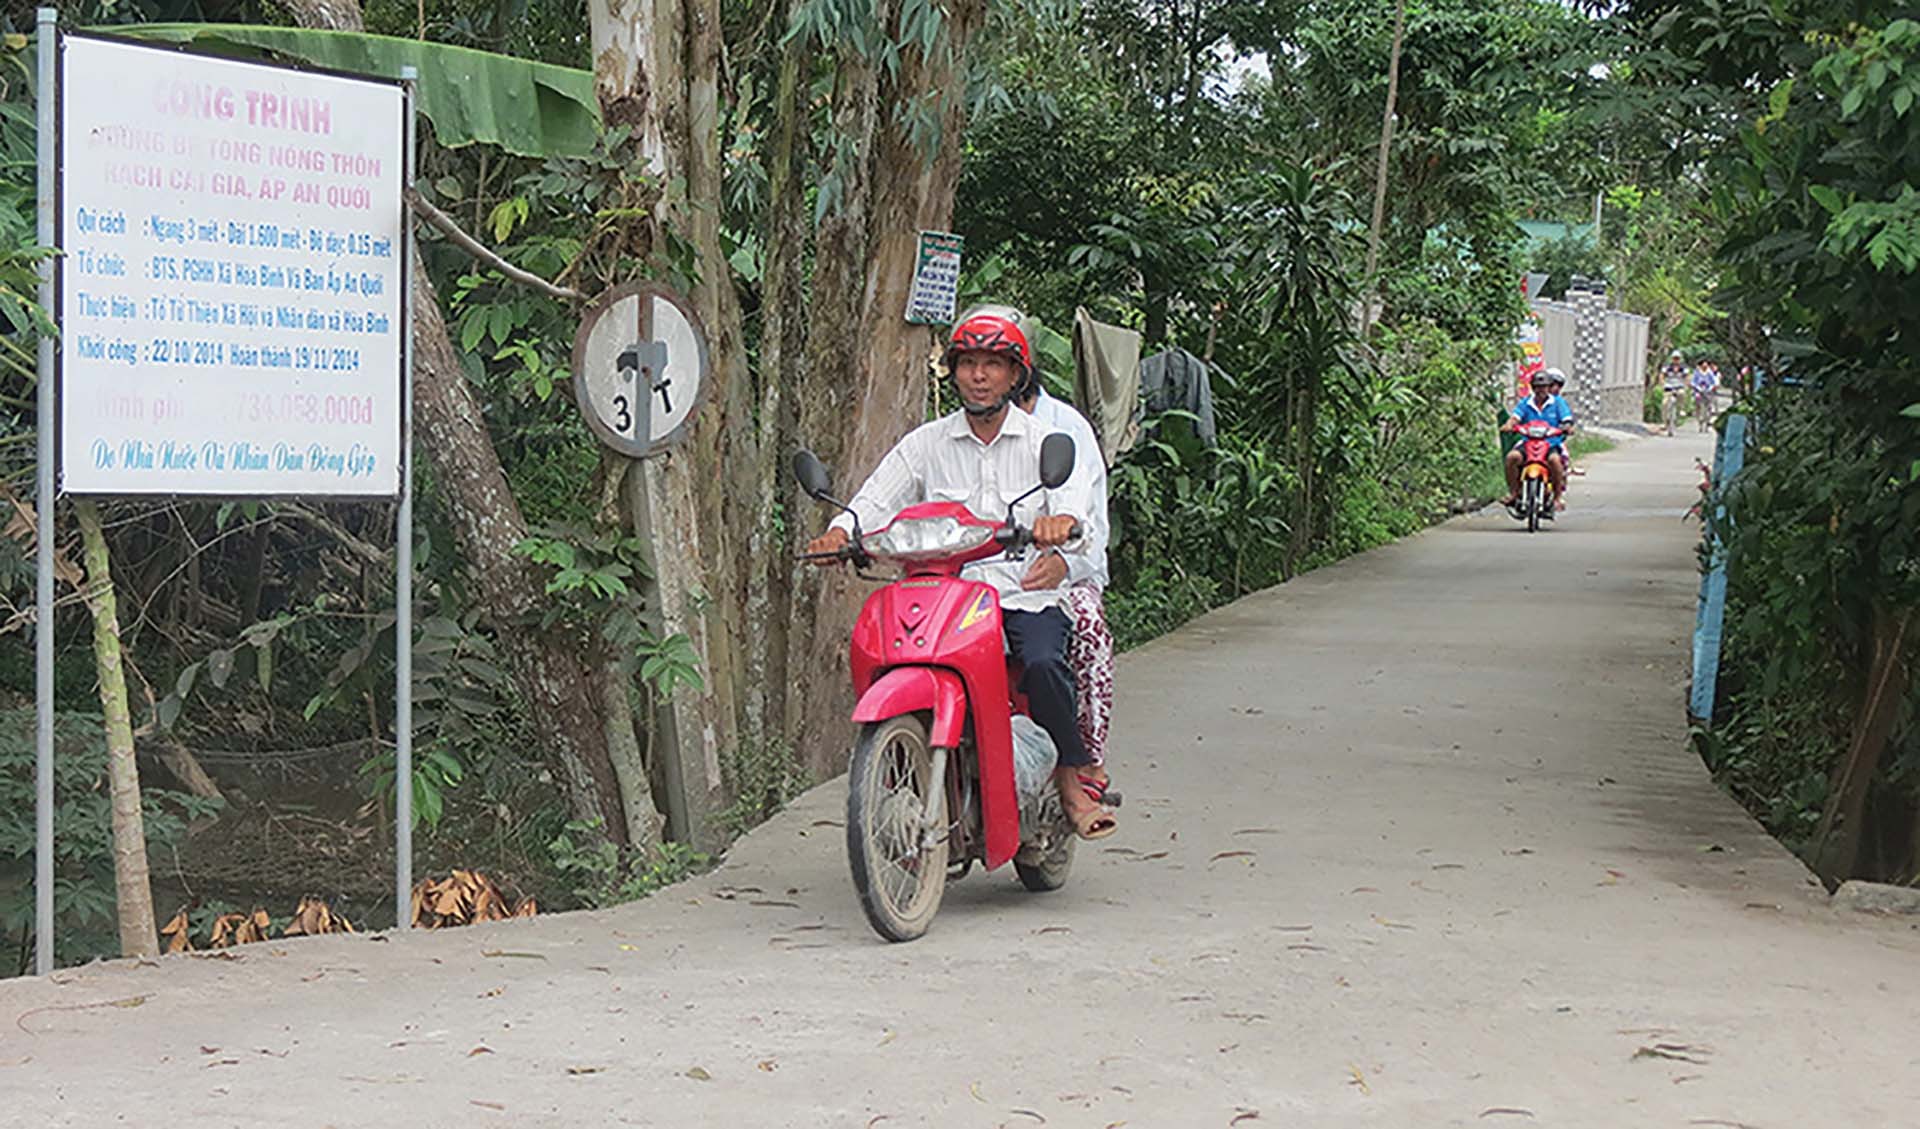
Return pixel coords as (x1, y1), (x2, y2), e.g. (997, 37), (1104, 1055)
(58, 35), (405, 496)
(571, 282), (708, 459)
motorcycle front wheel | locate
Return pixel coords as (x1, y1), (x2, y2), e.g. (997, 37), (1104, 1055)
(1524, 477), (1542, 533)
(847, 715), (950, 942)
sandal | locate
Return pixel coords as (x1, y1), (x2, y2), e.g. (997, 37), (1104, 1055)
(1078, 773), (1124, 809)
(1069, 803), (1118, 841)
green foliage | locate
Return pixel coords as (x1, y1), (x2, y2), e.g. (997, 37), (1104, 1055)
(358, 745), (466, 829)
(0, 711), (222, 970)
(121, 24), (599, 158)
(1527, 229), (1606, 301)
(1652, 1), (1920, 877)
(716, 736), (813, 837)
(546, 818), (710, 908)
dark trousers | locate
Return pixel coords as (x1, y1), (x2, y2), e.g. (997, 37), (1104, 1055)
(1004, 607), (1090, 768)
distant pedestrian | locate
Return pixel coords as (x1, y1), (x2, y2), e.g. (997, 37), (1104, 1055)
(1691, 362), (1718, 431)
(1660, 351), (1687, 436)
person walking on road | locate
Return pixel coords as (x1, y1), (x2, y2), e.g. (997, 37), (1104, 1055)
(1660, 351), (1687, 436)
(1691, 362), (1719, 432)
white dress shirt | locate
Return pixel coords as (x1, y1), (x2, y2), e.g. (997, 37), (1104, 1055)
(1027, 390), (1110, 589)
(830, 404), (1095, 614)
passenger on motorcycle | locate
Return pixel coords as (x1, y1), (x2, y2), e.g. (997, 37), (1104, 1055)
(1001, 310), (1119, 810)
(1502, 367), (1573, 513)
(804, 308), (1118, 839)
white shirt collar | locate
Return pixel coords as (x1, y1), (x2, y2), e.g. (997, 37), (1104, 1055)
(944, 403), (1033, 444)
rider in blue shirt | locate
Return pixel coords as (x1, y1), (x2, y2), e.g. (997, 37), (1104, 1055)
(1502, 368), (1574, 512)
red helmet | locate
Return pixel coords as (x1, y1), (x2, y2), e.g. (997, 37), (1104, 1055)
(943, 306), (1033, 378)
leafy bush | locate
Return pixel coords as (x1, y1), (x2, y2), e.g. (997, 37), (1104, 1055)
(547, 818), (710, 908)
(0, 711), (223, 971)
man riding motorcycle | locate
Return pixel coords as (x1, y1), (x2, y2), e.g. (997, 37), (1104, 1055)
(805, 308), (1118, 839)
(1502, 367), (1573, 514)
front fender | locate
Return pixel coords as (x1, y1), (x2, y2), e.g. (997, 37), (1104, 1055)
(852, 666), (968, 748)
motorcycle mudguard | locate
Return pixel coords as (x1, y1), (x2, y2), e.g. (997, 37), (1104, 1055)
(851, 666), (968, 749)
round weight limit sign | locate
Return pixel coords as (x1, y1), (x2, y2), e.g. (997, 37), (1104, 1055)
(572, 282), (709, 458)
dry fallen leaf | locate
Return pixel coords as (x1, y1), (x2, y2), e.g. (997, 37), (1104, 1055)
(685, 1066), (712, 1081)
(1634, 1043), (1711, 1065)
(468, 1046), (494, 1057)
(160, 909), (193, 954)
(1209, 850), (1257, 865)
(1231, 1110), (1261, 1125)
(1348, 1066), (1370, 1095)
(1010, 1111), (1046, 1124)
(470, 1100), (506, 1111)
(970, 1081), (987, 1102)
(758, 1060), (777, 1072)
(566, 1066), (605, 1076)
(1480, 1109), (1536, 1119)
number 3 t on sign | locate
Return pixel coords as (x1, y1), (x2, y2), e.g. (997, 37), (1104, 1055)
(572, 282), (709, 459)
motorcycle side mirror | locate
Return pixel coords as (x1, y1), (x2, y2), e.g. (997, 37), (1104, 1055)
(1039, 433), (1076, 490)
(792, 449), (834, 501)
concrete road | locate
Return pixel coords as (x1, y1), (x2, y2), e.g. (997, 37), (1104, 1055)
(6, 433), (1917, 1128)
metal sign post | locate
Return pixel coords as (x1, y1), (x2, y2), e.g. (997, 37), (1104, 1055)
(394, 64), (418, 930)
(33, 6), (58, 978)
(571, 282), (710, 842)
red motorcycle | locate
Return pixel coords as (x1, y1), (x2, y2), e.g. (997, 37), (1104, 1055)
(1511, 421), (1566, 533)
(793, 435), (1081, 942)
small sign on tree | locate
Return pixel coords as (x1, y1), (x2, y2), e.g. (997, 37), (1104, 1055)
(905, 230), (964, 326)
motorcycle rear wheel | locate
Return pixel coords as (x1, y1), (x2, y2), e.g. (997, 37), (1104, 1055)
(847, 715), (950, 942)
(1014, 834), (1076, 892)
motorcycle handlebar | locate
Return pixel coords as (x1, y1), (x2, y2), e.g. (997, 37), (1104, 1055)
(996, 520), (1082, 551)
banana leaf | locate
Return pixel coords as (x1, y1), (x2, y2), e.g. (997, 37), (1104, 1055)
(110, 24), (599, 159)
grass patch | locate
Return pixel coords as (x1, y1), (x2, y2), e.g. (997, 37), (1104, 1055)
(1568, 433), (1616, 460)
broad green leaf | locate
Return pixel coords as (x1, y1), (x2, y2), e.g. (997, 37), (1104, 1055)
(116, 25), (599, 158)
(460, 312), (487, 354)
(207, 648), (236, 690)
(1808, 185), (1844, 215)
(256, 639), (274, 694)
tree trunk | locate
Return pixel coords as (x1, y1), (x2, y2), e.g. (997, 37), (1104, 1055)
(744, 17), (815, 752)
(155, 740), (224, 806)
(784, 0), (987, 777)
(588, 0), (747, 848)
(1811, 603), (1912, 881)
(409, 270), (633, 843)
(783, 30), (886, 778)
(73, 500), (158, 959)
(1359, 0), (1408, 343)
(282, 0), (638, 848)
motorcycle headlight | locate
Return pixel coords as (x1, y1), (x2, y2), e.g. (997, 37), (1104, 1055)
(864, 516), (997, 562)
